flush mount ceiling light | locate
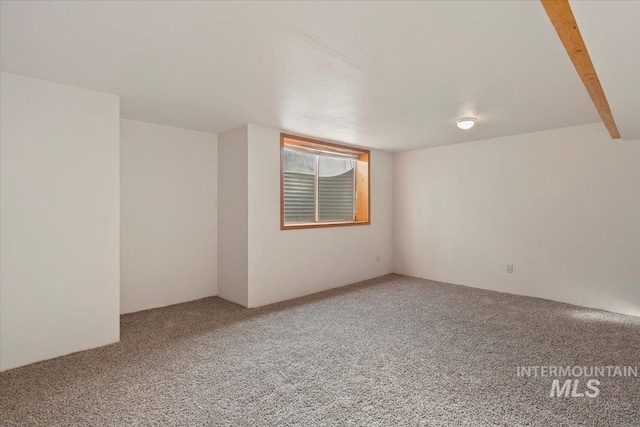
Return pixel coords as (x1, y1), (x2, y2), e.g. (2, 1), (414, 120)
(456, 117), (477, 130)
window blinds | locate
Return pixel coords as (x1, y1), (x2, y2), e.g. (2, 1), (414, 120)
(283, 148), (355, 223)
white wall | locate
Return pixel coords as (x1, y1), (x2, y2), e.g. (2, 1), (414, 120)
(395, 123), (640, 317)
(247, 124), (394, 307)
(0, 73), (120, 371)
(217, 126), (249, 307)
(120, 119), (217, 314)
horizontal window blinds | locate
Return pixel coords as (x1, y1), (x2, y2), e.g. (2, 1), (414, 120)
(283, 172), (315, 223)
(318, 169), (354, 221)
(283, 148), (355, 223)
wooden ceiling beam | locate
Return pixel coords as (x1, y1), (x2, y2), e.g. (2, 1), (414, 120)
(541, 0), (621, 139)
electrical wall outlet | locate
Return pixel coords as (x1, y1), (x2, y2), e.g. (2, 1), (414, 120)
(506, 264), (514, 274)
(376, 254), (380, 263)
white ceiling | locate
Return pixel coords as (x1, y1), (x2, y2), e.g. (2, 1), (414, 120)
(0, 1), (633, 151)
(570, 1), (640, 141)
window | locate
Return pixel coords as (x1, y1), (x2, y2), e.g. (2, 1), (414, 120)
(281, 133), (370, 230)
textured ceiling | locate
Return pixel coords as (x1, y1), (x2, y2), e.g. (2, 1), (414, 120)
(1, 1), (629, 151)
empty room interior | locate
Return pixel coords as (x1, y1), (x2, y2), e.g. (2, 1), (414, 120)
(1, 1), (639, 426)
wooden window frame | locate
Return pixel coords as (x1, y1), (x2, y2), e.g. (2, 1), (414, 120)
(280, 133), (370, 230)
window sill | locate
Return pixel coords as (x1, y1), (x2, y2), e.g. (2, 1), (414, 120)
(281, 220), (370, 230)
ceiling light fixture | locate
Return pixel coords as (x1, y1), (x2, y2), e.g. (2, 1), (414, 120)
(456, 117), (477, 130)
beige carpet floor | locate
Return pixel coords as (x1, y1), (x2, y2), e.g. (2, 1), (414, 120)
(1, 274), (639, 426)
